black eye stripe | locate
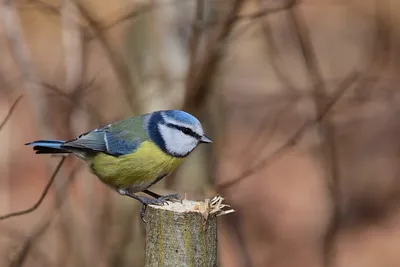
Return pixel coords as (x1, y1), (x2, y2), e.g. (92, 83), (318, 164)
(165, 123), (201, 139)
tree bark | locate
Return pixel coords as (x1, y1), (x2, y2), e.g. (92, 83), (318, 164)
(144, 197), (232, 267)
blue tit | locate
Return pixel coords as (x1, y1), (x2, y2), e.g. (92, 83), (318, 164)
(26, 110), (212, 220)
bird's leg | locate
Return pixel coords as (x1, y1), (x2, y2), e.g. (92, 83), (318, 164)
(117, 188), (150, 222)
(143, 189), (162, 198)
(117, 188), (178, 222)
(143, 189), (182, 203)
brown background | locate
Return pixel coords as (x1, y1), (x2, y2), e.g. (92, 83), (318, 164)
(1, 0), (400, 266)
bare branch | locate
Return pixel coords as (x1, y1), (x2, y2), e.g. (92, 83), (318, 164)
(216, 71), (360, 192)
(0, 156), (66, 220)
(0, 0), (54, 137)
(0, 226), (52, 266)
(9, 219), (52, 267)
(236, 0), (298, 20)
(183, 0), (245, 112)
(87, 2), (155, 41)
(61, 0), (84, 93)
(236, 102), (293, 170)
(8, 163), (80, 267)
(42, 80), (103, 124)
(0, 95), (22, 132)
(286, 7), (342, 267)
(227, 0), (298, 46)
(74, 0), (138, 113)
(185, 0), (205, 89)
(258, 0), (298, 92)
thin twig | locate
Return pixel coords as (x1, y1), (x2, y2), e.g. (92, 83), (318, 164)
(216, 71), (360, 191)
(286, 8), (341, 266)
(8, 163), (80, 267)
(0, 95), (23, 132)
(75, 0), (138, 113)
(258, 0), (297, 92)
(0, 157), (66, 220)
(41, 81), (103, 124)
(0, 0), (48, 124)
(0, 226), (51, 266)
(227, 0), (298, 45)
(352, 0), (391, 103)
(61, 0), (84, 93)
(9, 219), (52, 267)
(183, 0), (245, 112)
(185, 0), (205, 88)
(236, 102), (293, 168)
(236, 0), (298, 20)
(57, 2), (86, 266)
(86, 2), (155, 42)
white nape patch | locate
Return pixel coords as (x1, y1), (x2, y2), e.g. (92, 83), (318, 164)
(158, 124), (198, 156)
(161, 113), (204, 137)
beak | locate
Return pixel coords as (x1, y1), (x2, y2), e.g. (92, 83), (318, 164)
(200, 135), (212, 143)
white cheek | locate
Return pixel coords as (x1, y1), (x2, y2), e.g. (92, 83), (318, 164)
(159, 124), (198, 156)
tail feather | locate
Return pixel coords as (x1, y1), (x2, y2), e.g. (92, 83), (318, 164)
(25, 140), (70, 154)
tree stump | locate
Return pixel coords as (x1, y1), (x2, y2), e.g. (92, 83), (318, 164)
(144, 196), (234, 267)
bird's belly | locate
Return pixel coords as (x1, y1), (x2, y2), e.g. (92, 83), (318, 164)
(88, 141), (184, 190)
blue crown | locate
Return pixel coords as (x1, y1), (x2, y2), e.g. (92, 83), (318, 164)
(163, 110), (200, 125)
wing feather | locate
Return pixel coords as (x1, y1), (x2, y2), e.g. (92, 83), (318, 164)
(61, 115), (150, 156)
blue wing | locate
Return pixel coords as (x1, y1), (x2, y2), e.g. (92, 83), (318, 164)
(62, 115), (149, 156)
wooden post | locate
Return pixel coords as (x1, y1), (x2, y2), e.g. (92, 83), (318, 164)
(144, 196), (234, 267)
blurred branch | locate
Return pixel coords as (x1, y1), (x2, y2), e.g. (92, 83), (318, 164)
(86, 2), (154, 42)
(61, 0), (84, 93)
(237, 0), (297, 20)
(0, 156), (66, 221)
(41, 80), (103, 124)
(353, 0), (392, 102)
(286, 1), (338, 181)
(0, 227), (51, 266)
(185, 0), (205, 88)
(87, 0), (298, 43)
(323, 1), (393, 265)
(228, 0), (298, 46)
(183, 0), (245, 112)
(236, 102), (292, 169)
(182, 0), (299, 112)
(286, 7), (341, 266)
(258, 1), (298, 92)
(9, 219), (52, 267)
(107, 208), (140, 267)
(222, 213), (253, 267)
(216, 70), (360, 192)
(0, 95), (22, 132)
(74, 0), (138, 113)
(0, 0), (49, 128)
(8, 163), (79, 267)
(57, 2), (85, 266)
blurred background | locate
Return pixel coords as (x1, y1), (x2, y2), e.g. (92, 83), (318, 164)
(1, 0), (400, 266)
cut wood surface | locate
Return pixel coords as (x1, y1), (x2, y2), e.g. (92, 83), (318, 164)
(144, 196), (234, 267)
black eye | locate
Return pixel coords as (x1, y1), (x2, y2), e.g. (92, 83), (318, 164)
(182, 128), (192, 135)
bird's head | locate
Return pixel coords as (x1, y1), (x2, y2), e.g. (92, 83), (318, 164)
(147, 110), (212, 157)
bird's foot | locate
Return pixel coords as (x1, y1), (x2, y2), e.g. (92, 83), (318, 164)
(117, 188), (182, 222)
(138, 194), (182, 223)
(143, 190), (182, 204)
(156, 193), (182, 204)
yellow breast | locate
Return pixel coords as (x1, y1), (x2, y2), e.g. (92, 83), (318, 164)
(88, 141), (184, 189)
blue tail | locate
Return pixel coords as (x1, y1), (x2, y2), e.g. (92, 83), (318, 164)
(25, 140), (70, 154)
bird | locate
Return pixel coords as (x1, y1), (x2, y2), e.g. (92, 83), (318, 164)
(25, 110), (212, 221)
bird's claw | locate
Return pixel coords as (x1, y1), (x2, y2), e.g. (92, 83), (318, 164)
(144, 193), (182, 206)
(139, 194), (182, 222)
(157, 193), (182, 204)
(117, 189), (183, 223)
